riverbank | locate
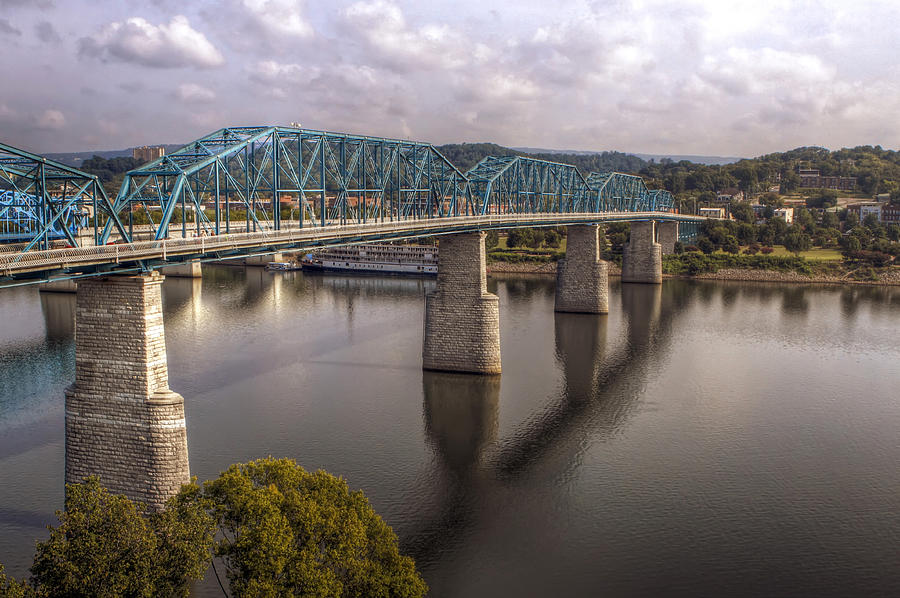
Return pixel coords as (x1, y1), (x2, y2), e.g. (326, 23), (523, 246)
(487, 259), (900, 286)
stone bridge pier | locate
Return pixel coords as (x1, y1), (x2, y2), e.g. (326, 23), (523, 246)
(65, 272), (189, 510)
(658, 221), (679, 255)
(423, 231), (501, 374)
(555, 224), (609, 314)
(622, 221), (663, 284)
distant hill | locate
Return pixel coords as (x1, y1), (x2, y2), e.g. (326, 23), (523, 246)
(439, 143), (646, 174)
(514, 146), (743, 166)
(47, 144), (184, 167)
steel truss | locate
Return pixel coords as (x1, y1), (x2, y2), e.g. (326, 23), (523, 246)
(107, 126), (471, 242)
(466, 156), (592, 215)
(0, 142), (129, 254)
(585, 172), (674, 212)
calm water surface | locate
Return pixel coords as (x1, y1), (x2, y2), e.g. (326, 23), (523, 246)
(1, 268), (899, 596)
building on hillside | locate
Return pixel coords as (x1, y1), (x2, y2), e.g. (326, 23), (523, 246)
(133, 146), (165, 163)
(846, 202), (900, 224)
(883, 205), (900, 223)
(773, 207), (794, 224)
(797, 168), (856, 191)
(699, 207), (726, 218)
(716, 188), (744, 202)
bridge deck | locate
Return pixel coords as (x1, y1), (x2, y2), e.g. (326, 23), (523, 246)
(0, 212), (704, 286)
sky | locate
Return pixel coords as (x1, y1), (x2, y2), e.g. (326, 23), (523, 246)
(1, 0), (899, 157)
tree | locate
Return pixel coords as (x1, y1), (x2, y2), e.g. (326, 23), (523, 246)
(485, 230), (499, 250)
(821, 211), (840, 229)
(697, 237), (715, 254)
(506, 228), (533, 248)
(197, 458), (427, 598)
(544, 229), (561, 248)
(737, 223), (756, 245)
(528, 229), (545, 249)
(722, 235), (740, 254)
(805, 189), (839, 208)
(782, 229), (811, 254)
(759, 192), (784, 207)
(730, 202), (754, 224)
(25, 477), (214, 598)
(0, 564), (31, 598)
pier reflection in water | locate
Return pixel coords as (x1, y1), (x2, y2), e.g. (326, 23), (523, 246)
(0, 270), (899, 597)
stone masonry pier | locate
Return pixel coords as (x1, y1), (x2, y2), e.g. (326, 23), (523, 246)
(658, 221), (678, 255)
(65, 272), (189, 510)
(423, 231), (501, 374)
(622, 221), (662, 284)
(555, 224), (609, 314)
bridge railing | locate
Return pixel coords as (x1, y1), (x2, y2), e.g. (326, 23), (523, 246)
(0, 212), (705, 279)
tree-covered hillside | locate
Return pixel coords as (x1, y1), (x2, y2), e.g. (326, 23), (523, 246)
(436, 143), (647, 174)
(437, 142), (900, 201)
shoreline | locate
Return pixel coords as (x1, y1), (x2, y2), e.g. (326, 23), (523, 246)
(487, 260), (900, 286)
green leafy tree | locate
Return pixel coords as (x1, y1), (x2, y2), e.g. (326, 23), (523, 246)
(0, 564), (32, 598)
(544, 229), (561, 248)
(25, 478), (214, 598)
(528, 229), (545, 249)
(759, 192), (783, 207)
(722, 235), (740, 254)
(782, 229), (812, 254)
(485, 230), (499, 250)
(730, 202), (755, 224)
(805, 189), (839, 208)
(737, 223), (756, 245)
(196, 458), (427, 598)
(821, 211), (840, 229)
(697, 237), (715, 254)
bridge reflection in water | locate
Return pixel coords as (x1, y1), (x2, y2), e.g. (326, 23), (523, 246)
(408, 281), (681, 593)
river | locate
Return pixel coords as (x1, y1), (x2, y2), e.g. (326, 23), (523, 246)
(1, 268), (899, 596)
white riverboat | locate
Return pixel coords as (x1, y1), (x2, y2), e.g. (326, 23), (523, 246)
(301, 244), (438, 276)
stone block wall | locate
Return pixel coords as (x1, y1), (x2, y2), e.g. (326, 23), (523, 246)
(65, 272), (189, 510)
(658, 221), (678, 255)
(555, 224), (609, 313)
(622, 221), (663, 284)
(423, 232), (501, 374)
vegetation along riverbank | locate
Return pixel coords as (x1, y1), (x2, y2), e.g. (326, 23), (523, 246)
(484, 218), (900, 286)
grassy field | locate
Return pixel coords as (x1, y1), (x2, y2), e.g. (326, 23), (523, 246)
(765, 246), (843, 261)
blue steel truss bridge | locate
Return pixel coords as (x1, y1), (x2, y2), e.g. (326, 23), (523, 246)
(1, 126), (705, 287)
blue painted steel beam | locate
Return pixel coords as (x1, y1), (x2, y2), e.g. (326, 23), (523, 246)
(0, 141), (131, 255)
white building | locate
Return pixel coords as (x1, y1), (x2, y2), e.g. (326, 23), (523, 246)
(773, 207), (794, 224)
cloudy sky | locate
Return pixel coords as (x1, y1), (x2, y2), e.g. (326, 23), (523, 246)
(1, 0), (898, 157)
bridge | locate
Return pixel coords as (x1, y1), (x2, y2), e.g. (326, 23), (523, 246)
(1, 125), (710, 510)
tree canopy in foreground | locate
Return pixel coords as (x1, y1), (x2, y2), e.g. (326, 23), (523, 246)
(0, 458), (426, 598)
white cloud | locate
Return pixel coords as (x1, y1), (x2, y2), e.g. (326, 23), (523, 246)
(79, 15), (224, 69)
(175, 83), (217, 103)
(35, 109), (65, 130)
(240, 0), (313, 38)
(340, 0), (486, 72)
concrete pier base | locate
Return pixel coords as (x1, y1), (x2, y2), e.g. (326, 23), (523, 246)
(658, 221), (678, 255)
(622, 221), (663, 284)
(423, 231), (501, 374)
(555, 224), (609, 313)
(244, 253), (282, 266)
(65, 272), (189, 510)
(162, 260), (202, 278)
(38, 279), (78, 293)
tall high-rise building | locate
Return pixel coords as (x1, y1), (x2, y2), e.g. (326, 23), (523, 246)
(133, 146), (165, 163)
